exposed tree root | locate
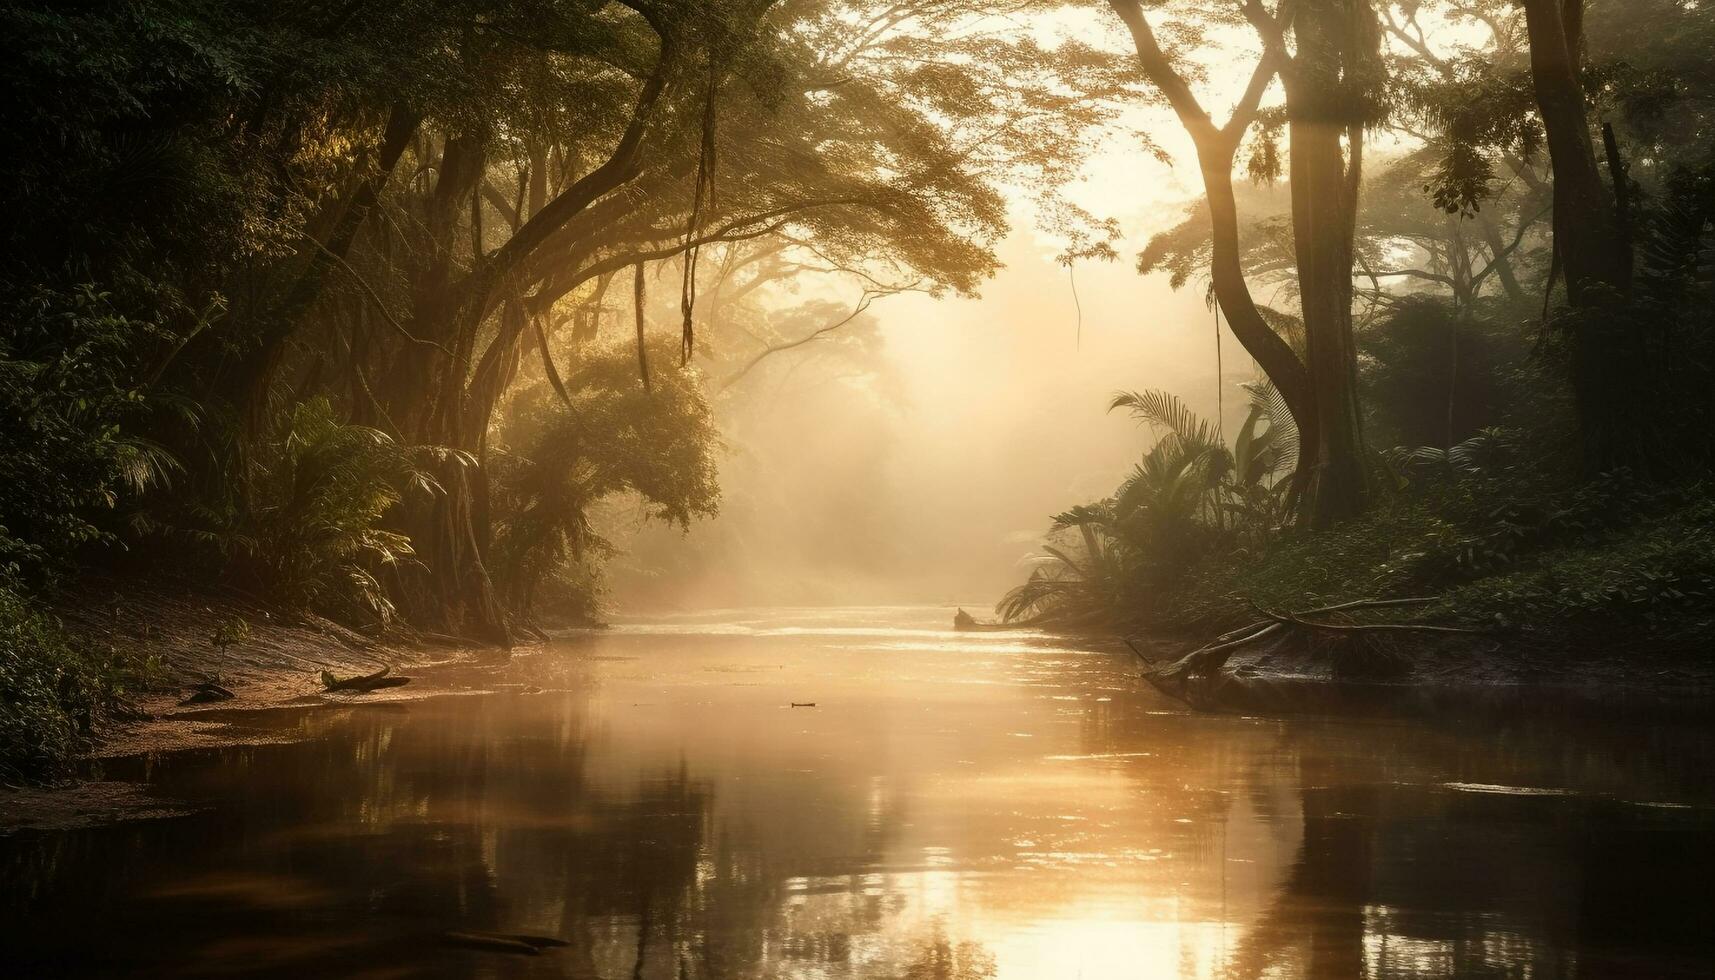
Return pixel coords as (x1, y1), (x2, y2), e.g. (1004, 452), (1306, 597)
(1133, 597), (1489, 708)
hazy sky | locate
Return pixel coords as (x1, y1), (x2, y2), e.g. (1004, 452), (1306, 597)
(601, 8), (1347, 612)
(607, 167), (1278, 610)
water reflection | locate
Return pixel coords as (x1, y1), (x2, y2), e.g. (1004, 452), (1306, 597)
(3, 607), (1713, 978)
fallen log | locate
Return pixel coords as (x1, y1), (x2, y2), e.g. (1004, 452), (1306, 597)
(320, 666), (412, 693)
(1133, 597), (1441, 668)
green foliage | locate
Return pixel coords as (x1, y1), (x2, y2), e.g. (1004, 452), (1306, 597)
(0, 575), (129, 781)
(1399, 54), (1542, 216)
(1358, 296), (1533, 449)
(996, 503), (1127, 627)
(999, 384), (1295, 625)
(1539, 159), (1715, 473)
(490, 340), (720, 616)
(210, 616), (250, 654)
(0, 285), (182, 577)
(1100, 421), (1715, 660)
(1442, 486), (1715, 649)
(241, 398), (448, 626)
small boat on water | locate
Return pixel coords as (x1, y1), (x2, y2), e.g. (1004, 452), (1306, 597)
(952, 607), (1024, 631)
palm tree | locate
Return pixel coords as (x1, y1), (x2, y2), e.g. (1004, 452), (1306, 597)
(1226, 380), (1299, 540)
(996, 504), (1127, 626)
(247, 398), (452, 625)
(998, 383), (1302, 625)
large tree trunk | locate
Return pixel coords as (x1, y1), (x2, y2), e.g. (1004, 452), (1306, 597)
(1518, 0), (1632, 304)
(1519, 0), (1643, 472)
(370, 133), (515, 646)
(1283, 0), (1374, 527)
(396, 456), (512, 645)
(375, 49), (672, 645)
(1199, 151), (1318, 469)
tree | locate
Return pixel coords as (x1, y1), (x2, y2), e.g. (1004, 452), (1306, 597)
(1515, 0), (1633, 304)
(1279, 0), (1387, 525)
(1108, 0), (1382, 526)
(1105, 0), (1314, 502)
(240, 0), (1127, 639)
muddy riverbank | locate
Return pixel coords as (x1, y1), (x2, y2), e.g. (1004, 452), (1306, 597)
(50, 577), (506, 758)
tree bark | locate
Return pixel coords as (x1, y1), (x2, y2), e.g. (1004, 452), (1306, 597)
(1519, 0), (1643, 471)
(374, 38), (676, 645)
(1282, 0), (1374, 526)
(1518, 0), (1631, 304)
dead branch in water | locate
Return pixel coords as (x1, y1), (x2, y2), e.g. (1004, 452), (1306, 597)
(1135, 596), (1484, 706)
(1251, 600), (1487, 636)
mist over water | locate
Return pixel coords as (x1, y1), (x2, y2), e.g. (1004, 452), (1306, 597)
(609, 207), (1267, 611)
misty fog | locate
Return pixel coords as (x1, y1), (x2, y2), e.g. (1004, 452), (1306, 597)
(606, 190), (1274, 609)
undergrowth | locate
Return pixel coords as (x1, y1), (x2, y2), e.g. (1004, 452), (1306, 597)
(0, 571), (141, 782)
(1151, 471), (1715, 656)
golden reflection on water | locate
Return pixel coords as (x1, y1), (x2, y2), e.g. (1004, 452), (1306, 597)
(4, 606), (1715, 979)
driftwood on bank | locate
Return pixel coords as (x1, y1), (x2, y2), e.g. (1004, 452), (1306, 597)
(177, 681), (235, 706)
(1135, 597), (1492, 707)
(320, 665), (412, 693)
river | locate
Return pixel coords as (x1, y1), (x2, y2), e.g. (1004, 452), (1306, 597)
(4, 606), (1713, 978)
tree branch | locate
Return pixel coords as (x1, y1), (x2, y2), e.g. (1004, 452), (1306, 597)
(717, 290), (888, 391)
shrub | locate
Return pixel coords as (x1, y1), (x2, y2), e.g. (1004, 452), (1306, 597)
(489, 341), (720, 618)
(0, 285), (181, 579)
(241, 398), (449, 627)
(0, 575), (126, 782)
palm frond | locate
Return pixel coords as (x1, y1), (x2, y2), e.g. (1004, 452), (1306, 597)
(111, 437), (183, 495)
(1108, 388), (1223, 451)
(1241, 379), (1299, 476)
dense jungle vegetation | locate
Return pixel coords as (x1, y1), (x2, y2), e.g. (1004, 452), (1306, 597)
(1, 0), (1711, 777)
(999, 1), (1715, 663)
(0, 0), (1135, 777)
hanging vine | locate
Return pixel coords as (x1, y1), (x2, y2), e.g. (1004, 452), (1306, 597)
(679, 61), (720, 365)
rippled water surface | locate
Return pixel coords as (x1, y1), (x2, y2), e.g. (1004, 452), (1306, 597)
(4, 606), (1714, 978)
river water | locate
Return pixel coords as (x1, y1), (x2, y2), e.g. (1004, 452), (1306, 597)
(4, 606), (1713, 978)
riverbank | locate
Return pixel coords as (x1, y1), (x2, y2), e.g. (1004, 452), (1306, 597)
(1119, 626), (1715, 715)
(0, 575), (504, 782)
(963, 605), (1714, 714)
(997, 464), (1715, 714)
